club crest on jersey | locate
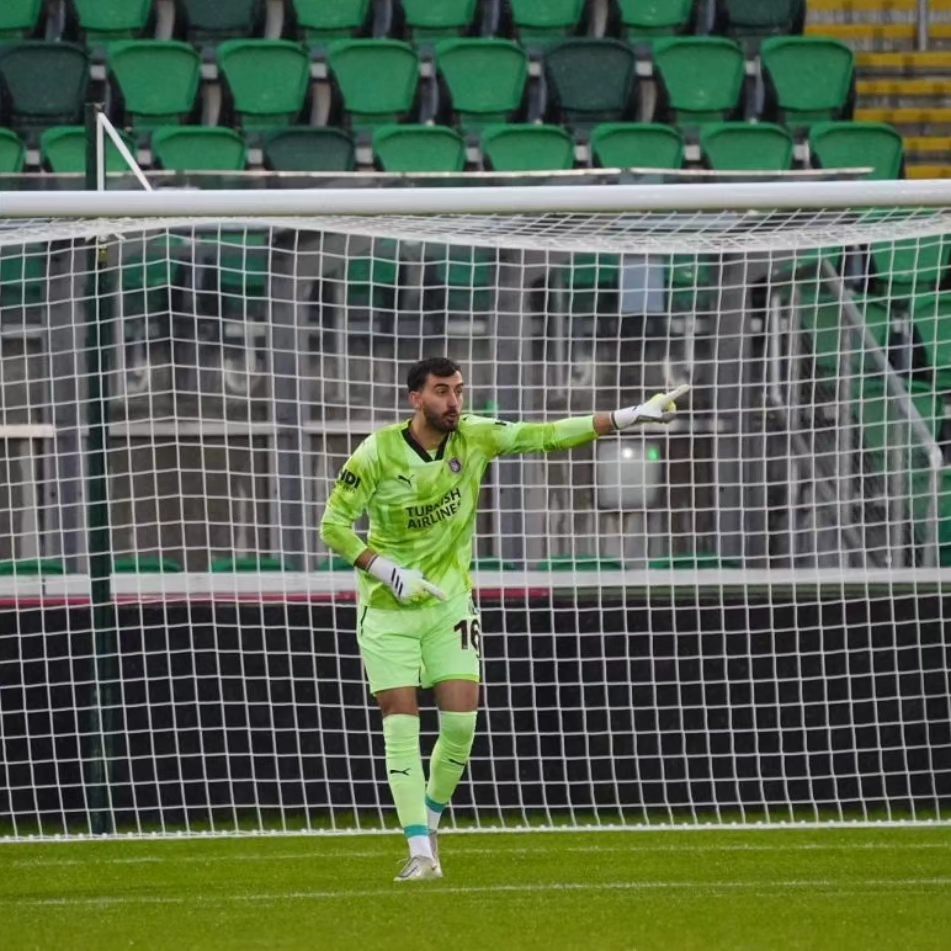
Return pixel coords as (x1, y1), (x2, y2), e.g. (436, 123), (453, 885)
(449, 458), (462, 473)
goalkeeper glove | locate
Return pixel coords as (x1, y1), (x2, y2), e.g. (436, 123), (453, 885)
(612, 384), (690, 430)
(366, 554), (447, 604)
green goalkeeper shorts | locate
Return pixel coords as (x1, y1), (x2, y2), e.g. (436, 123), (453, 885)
(357, 591), (482, 695)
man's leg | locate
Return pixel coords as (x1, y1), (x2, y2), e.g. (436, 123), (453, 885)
(376, 687), (433, 864)
(426, 680), (479, 836)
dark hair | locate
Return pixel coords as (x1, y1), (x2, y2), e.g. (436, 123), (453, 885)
(406, 357), (461, 393)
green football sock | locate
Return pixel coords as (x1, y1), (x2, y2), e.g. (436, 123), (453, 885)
(426, 710), (478, 819)
(382, 714), (428, 838)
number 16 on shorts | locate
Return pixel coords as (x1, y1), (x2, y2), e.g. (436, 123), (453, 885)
(454, 616), (481, 655)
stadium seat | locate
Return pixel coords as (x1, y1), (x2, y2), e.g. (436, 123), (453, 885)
(347, 242), (400, 310)
(175, 0), (267, 44)
(652, 37), (745, 127)
(809, 121), (904, 181)
(544, 39), (639, 130)
(700, 122), (793, 171)
(436, 39), (529, 132)
(108, 41), (200, 130)
(761, 37), (855, 134)
(911, 293), (951, 392)
(263, 127), (355, 172)
(0, 42), (88, 135)
(0, 0), (44, 38)
(508, 0), (587, 49)
(714, 0), (805, 45)
(872, 237), (951, 300)
(427, 245), (497, 312)
(328, 39), (420, 130)
(0, 559), (65, 575)
(373, 124), (466, 173)
(481, 123), (574, 171)
(0, 128), (25, 175)
(120, 234), (187, 317)
(69, 0), (154, 42)
(590, 122), (684, 169)
(290, 0), (372, 42)
(210, 555), (291, 572)
(0, 245), (46, 312)
(218, 40), (311, 130)
(612, 0), (696, 41)
(151, 126), (247, 172)
(40, 125), (136, 173)
(113, 556), (183, 572)
(399, 0), (480, 41)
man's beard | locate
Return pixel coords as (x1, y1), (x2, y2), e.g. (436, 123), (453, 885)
(423, 403), (459, 433)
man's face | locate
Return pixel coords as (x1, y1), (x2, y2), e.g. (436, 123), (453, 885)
(410, 371), (464, 433)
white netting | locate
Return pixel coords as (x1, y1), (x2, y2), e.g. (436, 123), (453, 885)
(0, 199), (948, 838)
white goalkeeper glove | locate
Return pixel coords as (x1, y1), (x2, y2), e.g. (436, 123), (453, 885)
(612, 384), (691, 430)
(366, 554), (447, 604)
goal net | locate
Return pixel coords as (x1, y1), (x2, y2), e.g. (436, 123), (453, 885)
(0, 183), (949, 838)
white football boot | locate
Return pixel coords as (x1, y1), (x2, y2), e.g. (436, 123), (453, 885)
(394, 855), (442, 882)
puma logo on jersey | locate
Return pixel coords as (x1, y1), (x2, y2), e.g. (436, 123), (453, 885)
(397, 474), (413, 486)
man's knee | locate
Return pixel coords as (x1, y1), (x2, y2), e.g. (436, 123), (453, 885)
(376, 686), (418, 718)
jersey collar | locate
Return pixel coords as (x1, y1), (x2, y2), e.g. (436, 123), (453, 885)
(402, 420), (451, 462)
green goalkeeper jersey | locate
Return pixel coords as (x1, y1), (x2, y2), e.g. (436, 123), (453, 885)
(319, 413), (597, 609)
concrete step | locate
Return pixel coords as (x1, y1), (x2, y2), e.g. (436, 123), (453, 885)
(906, 164), (951, 178)
(856, 77), (951, 106)
(806, 22), (951, 51)
(809, 0), (951, 13)
(856, 106), (951, 134)
(856, 51), (951, 75)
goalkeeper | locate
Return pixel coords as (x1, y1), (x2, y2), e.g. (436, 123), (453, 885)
(319, 356), (687, 882)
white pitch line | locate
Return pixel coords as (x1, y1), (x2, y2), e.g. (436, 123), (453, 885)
(5, 878), (951, 908)
(7, 840), (950, 869)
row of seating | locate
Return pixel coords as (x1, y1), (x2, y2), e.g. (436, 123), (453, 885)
(0, 120), (904, 180)
(2, 1), (805, 49)
(0, 35), (855, 142)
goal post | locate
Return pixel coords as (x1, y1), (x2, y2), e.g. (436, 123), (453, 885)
(0, 182), (949, 840)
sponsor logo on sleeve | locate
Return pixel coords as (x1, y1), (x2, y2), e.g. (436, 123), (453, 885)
(336, 468), (361, 491)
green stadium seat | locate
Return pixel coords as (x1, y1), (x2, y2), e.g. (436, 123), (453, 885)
(0, 0), (44, 38)
(0, 128), (25, 175)
(0, 42), (88, 135)
(544, 39), (639, 130)
(0, 559), (66, 575)
(809, 121), (904, 181)
(373, 124), (466, 173)
(761, 37), (855, 134)
(399, 0), (479, 40)
(428, 245), (497, 312)
(470, 557), (519, 570)
(151, 126), (246, 172)
(481, 123), (574, 171)
(910, 293), (951, 392)
(108, 41), (200, 130)
(69, 0), (154, 42)
(347, 240), (400, 309)
(509, 0), (587, 49)
(0, 245), (46, 313)
(590, 122), (684, 169)
(263, 127), (355, 171)
(218, 40), (311, 130)
(113, 556), (183, 572)
(652, 37), (745, 127)
(120, 234), (187, 318)
(436, 39), (529, 132)
(328, 39), (420, 130)
(714, 0), (805, 44)
(290, 0), (371, 41)
(176, 0), (266, 44)
(210, 555), (292, 572)
(700, 122), (793, 171)
(871, 236), (950, 300)
(40, 125), (135, 174)
(613, 0), (696, 41)
(537, 556), (624, 570)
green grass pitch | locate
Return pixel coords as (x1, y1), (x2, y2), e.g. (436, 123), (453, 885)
(2, 826), (950, 950)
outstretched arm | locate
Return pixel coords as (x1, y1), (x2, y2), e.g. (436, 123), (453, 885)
(595, 384), (691, 436)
